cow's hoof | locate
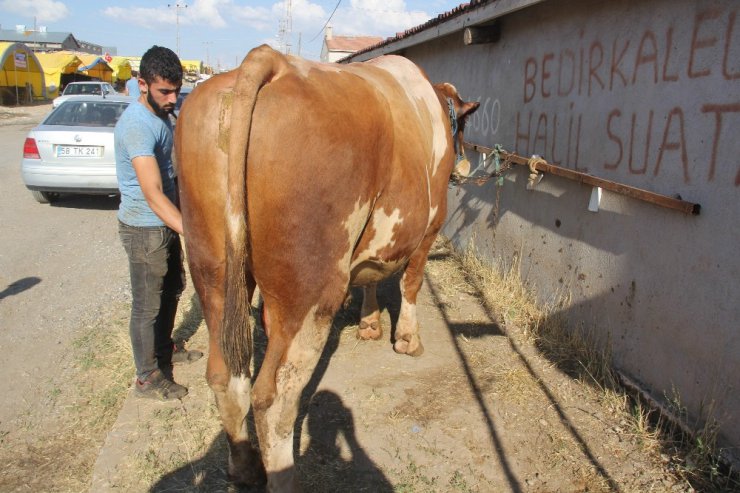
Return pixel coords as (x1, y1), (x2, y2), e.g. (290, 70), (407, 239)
(228, 444), (266, 486)
(393, 337), (424, 357)
(267, 468), (302, 493)
(357, 319), (383, 340)
(228, 467), (266, 487)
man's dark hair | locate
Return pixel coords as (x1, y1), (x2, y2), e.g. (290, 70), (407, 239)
(139, 46), (182, 84)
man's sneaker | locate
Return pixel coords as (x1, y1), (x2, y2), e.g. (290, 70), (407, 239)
(135, 369), (188, 400)
(172, 345), (204, 364)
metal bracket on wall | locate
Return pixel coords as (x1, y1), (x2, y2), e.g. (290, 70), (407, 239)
(462, 142), (701, 216)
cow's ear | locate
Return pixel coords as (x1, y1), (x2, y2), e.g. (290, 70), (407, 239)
(458, 101), (480, 119)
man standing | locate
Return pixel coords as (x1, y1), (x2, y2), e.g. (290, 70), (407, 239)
(125, 70), (140, 98)
(115, 46), (201, 400)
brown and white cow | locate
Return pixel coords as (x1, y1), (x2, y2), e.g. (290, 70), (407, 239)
(175, 44), (478, 491)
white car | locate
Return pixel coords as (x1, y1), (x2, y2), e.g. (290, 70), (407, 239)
(52, 81), (117, 108)
(173, 86), (192, 118)
(21, 95), (133, 203)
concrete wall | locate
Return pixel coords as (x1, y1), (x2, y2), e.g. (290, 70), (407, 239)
(355, 0), (740, 456)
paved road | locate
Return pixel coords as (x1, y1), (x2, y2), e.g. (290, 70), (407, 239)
(0, 104), (130, 431)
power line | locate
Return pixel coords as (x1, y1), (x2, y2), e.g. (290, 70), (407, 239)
(310, 0), (341, 42)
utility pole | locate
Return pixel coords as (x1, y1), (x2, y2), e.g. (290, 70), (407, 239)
(277, 0), (292, 55)
(168, 2), (188, 57)
(202, 41), (213, 73)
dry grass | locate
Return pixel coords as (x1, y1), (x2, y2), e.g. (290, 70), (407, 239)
(8, 234), (734, 492)
(71, 309), (134, 420)
(0, 301), (133, 492)
(113, 239), (735, 492)
(653, 388), (739, 491)
(93, 292), (237, 493)
(0, 285), (224, 493)
(442, 238), (738, 492)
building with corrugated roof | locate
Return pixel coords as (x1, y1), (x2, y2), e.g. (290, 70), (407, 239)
(0, 26), (103, 55)
(320, 26), (383, 63)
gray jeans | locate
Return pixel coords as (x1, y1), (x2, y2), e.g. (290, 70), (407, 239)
(118, 221), (185, 381)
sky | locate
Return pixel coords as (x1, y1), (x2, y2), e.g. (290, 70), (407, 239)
(0, 0), (465, 69)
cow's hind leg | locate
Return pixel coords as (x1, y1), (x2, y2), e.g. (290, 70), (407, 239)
(252, 305), (333, 492)
(209, 368), (264, 484)
(357, 283), (383, 340)
(196, 270), (264, 485)
(393, 237), (437, 357)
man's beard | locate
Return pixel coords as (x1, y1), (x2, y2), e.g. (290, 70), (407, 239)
(147, 90), (173, 118)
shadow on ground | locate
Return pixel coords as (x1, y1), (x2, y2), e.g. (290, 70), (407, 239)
(150, 389), (392, 492)
(151, 282), (396, 492)
(0, 276), (41, 301)
(151, 247), (625, 492)
(47, 194), (121, 211)
(173, 292), (205, 347)
(426, 247), (622, 493)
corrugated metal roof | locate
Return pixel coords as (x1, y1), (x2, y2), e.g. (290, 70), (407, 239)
(0, 29), (78, 46)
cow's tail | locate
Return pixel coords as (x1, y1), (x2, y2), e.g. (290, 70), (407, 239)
(222, 45), (289, 376)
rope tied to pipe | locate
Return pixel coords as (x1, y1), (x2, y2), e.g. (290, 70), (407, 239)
(450, 143), (514, 186)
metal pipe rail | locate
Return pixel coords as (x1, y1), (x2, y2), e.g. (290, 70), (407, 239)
(463, 142), (701, 216)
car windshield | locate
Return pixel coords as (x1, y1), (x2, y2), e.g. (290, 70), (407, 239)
(44, 101), (129, 127)
(64, 84), (102, 96)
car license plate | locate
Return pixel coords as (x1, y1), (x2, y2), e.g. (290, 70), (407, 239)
(56, 145), (102, 157)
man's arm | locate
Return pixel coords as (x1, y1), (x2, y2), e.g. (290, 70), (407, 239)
(132, 156), (183, 234)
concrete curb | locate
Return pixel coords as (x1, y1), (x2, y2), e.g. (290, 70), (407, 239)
(90, 351), (209, 492)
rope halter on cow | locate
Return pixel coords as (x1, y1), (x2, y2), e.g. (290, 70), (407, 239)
(447, 97), (459, 141)
(447, 98), (472, 176)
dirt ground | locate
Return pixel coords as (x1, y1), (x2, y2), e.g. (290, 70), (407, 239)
(0, 103), (716, 492)
(0, 101), (132, 493)
(90, 242), (698, 493)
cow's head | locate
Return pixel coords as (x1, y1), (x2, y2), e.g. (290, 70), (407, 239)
(434, 83), (480, 177)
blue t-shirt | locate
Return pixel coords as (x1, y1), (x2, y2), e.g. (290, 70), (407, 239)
(115, 101), (177, 227)
(126, 77), (140, 98)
